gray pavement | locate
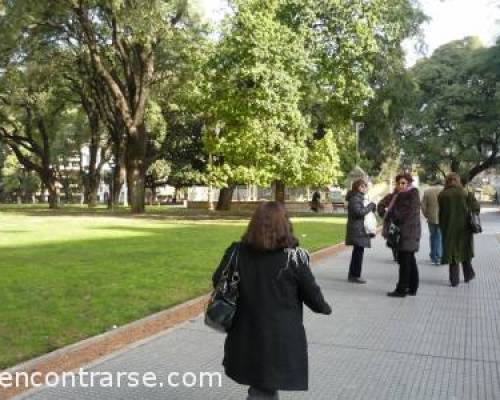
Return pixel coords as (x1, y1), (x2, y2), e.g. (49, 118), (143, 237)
(16, 209), (500, 400)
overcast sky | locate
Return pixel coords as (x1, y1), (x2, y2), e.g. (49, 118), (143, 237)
(405, 0), (500, 65)
(198, 0), (500, 66)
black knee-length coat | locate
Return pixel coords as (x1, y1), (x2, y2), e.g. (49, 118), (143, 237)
(388, 188), (422, 252)
(212, 243), (332, 391)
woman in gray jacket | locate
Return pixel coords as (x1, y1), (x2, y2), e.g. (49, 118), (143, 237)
(345, 179), (376, 284)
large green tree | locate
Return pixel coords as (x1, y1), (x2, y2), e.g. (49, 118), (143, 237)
(280, 0), (425, 177)
(0, 60), (70, 208)
(0, 0), (204, 213)
(1, 152), (41, 203)
(402, 37), (500, 182)
(206, 0), (312, 206)
(206, 0), (426, 208)
(358, 68), (418, 176)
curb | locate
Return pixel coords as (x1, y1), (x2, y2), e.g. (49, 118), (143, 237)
(310, 242), (347, 263)
(1, 296), (209, 400)
(1, 241), (347, 400)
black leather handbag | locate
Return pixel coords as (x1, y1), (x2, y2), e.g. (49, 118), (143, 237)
(205, 245), (240, 332)
(386, 221), (401, 248)
(469, 212), (482, 234)
(467, 192), (482, 234)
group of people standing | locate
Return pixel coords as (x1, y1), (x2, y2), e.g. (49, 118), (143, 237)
(345, 172), (480, 295)
(208, 172), (481, 399)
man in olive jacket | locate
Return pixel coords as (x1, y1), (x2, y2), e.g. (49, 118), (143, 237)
(438, 173), (480, 286)
(422, 183), (443, 265)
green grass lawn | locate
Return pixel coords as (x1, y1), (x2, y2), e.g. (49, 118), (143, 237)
(0, 207), (346, 368)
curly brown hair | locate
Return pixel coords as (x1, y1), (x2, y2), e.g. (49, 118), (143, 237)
(242, 202), (298, 251)
(351, 178), (367, 192)
(395, 173), (413, 184)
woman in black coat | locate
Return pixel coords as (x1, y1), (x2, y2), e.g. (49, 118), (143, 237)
(310, 191), (323, 212)
(345, 179), (376, 284)
(386, 173), (422, 297)
(212, 202), (332, 400)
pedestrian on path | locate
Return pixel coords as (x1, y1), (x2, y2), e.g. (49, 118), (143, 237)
(421, 181), (444, 265)
(377, 183), (400, 262)
(310, 191), (323, 212)
(386, 173), (422, 297)
(345, 178), (376, 284)
(438, 173), (480, 287)
(212, 202), (332, 400)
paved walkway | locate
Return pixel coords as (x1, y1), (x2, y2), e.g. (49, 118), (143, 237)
(17, 209), (500, 400)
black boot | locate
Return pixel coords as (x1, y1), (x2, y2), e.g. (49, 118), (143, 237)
(387, 289), (406, 297)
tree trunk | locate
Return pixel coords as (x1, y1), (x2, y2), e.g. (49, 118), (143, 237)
(39, 182), (46, 203)
(107, 139), (126, 208)
(62, 179), (72, 204)
(118, 162), (126, 205)
(467, 154), (500, 183)
(83, 180), (89, 204)
(80, 88), (102, 208)
(46, 180), (58, 209)
(151, 186), (158, 205)
(86, 167), (100, 208)
(125, 123), (147, 213)
(127, 166), (145, 213)
(88, 182), (98, 207)
(88, 192), (97, 207)
(216, 185), (235, 211)
(274, 180), (285, 203)
(86, 169), (99, 208)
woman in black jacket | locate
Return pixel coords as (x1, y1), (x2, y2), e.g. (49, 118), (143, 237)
(212, 202), (332, 400)
(345, 179), (376, 284)
(386, 173), (422, 297)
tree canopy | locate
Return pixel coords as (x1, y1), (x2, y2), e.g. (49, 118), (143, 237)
(401, 37), (500, 182)
(0, 0), (427, 210)
(205, 0), (426, 199)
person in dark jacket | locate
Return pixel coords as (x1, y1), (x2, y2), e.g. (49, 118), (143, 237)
(438, 172), (480, 287)
(345, 179), (376, 284)
(310, 191), (323, 212)
(212, 202), (332, 400)
(386, 173), (422, 297)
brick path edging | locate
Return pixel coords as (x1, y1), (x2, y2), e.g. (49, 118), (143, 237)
(0, 241), (347, 400)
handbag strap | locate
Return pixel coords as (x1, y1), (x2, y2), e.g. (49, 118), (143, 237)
(222, 243), (240, 283)
(464, 188), (476, 213)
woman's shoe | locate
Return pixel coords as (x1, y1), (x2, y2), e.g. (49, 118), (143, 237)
(348, 277), (367, 284)
(387, 290), (406, 297)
